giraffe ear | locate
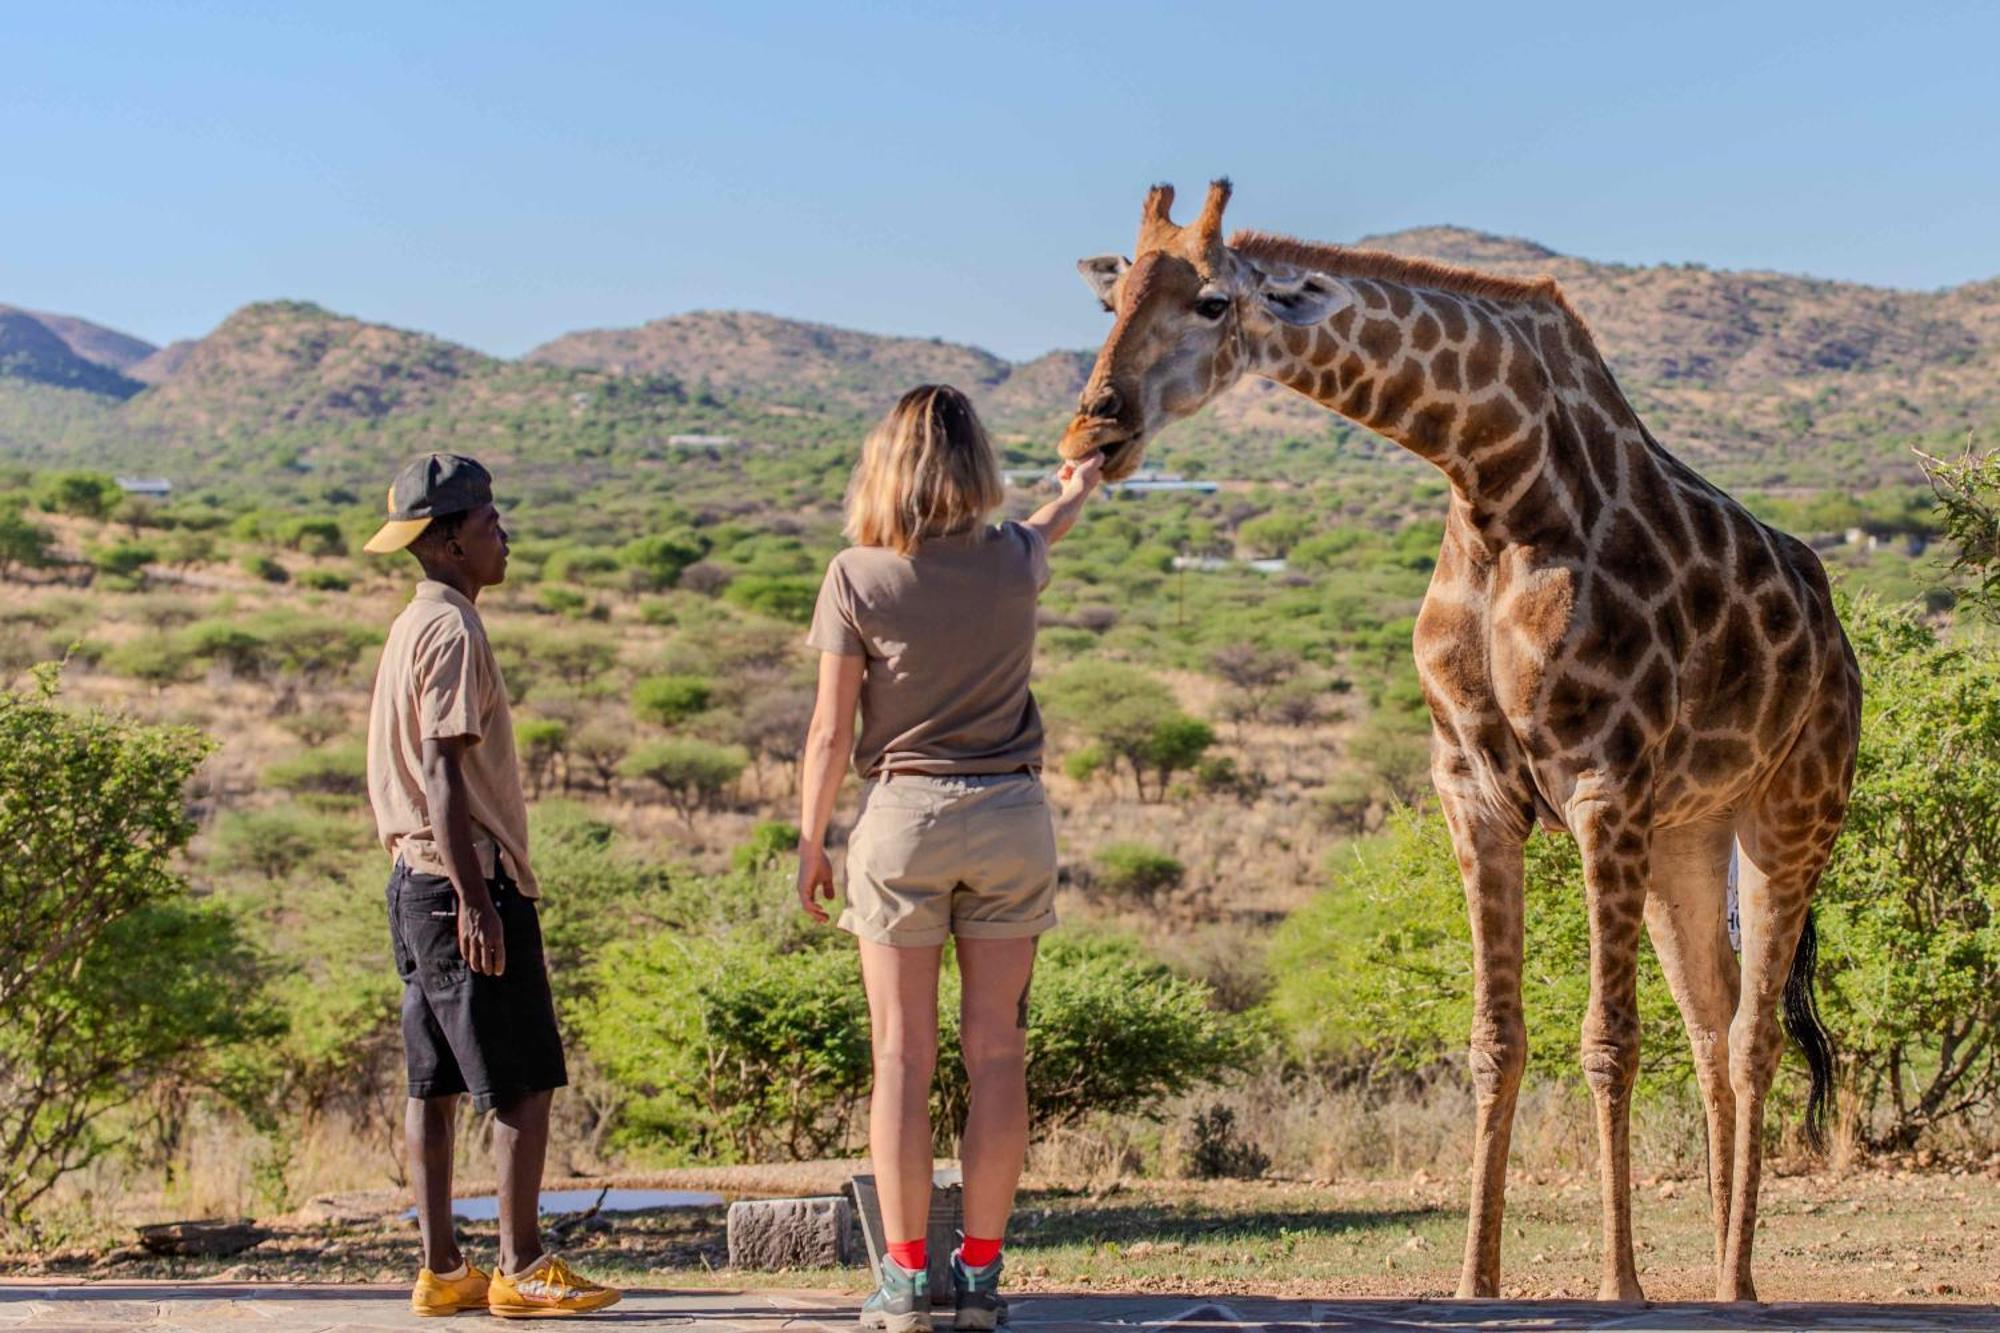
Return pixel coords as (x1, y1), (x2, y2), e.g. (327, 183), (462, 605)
(1252, 266), (1354, 326)
(1077, 254), (1129, 311)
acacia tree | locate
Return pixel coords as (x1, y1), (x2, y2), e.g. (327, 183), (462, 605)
(620, 739), (748, 830)
(0, 667), (268, 1232)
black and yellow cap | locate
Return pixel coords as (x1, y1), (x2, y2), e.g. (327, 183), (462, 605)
(363, 453), (494, 554)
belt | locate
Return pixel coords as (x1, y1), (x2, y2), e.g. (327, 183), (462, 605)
(877, 764), (1040, 781)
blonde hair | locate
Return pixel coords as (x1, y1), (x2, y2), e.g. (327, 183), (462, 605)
(844, 384), (1003, 555)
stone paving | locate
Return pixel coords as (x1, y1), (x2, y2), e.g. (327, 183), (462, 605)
(4, 1284), (1999, 1333)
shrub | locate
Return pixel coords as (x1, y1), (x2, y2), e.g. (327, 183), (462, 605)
(296, 568), (351, 591)
(1091, 843), (1185, 900)
(0, 667), (266, 1230)
(107, 637), (196, 690)
(618, 530), (709, 590)
(34, 471), (121, 519)
(92, 541), (156, 579)
(0, 510), (53, 580)
(241, 553), (289, 584)
(722, 574), (818, 623)
(283, 517), (347, 557)
(536, 585), (594, 618)
(620, 738), (748, 827)
(732, 820), (800, 873)
(1266, 808), (1687, 1089)
(1185, 1104), (1271, 1180)
(570, 721), (630, 793)
(1061, 743), (1107, 784)
(632, 674), (714, 727)
(266, 741), (368, 798)
(515, 717), (570, 797)
(179, 621), (271, 677)
(584, 935), (870, 1161)
(1815, 598), (2000, 1147)
(210, 805), (361, 880)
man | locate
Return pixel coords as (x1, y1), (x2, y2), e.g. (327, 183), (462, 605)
(362, 453), (620, 1318)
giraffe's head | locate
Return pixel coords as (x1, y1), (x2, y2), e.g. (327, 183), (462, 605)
(1061, 179), (1352, 478)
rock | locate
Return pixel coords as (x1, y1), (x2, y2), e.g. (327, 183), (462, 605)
(136, 1219), (269, 1258)
(726, 1196), (854, 1270)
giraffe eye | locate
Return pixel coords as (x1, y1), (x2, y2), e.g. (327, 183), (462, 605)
(1194, 295), (1229, 320)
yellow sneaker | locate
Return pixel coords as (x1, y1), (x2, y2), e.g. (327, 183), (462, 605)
(487, 1253), (622, 1318)
(411, 1261), (490, 1316)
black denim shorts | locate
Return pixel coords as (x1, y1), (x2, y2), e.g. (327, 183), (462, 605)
(386, 863), (567, 1112)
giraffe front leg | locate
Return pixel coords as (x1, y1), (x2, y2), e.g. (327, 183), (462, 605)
(1571, 787), (1649, 1303)
(1437, 790), (1527, 1300)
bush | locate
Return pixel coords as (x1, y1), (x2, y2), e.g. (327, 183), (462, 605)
(106, 636), (196, 690)
(722, 574), (818, 623)
(733, 820), (801, 873)
(582, 934), (871, 1161)
(1815, 598), (2000, 1147)
(0, 667), (265, 1230)
(210, 805), (362, 880)
(582, 926), (1261, 1161)
(283, 517), (347, 557)
(92, 541), (156, 580)
(620, 738), (748, 827)
(1091, 842), (1185, 900)
(1266, 808), (1688, 1090)
(1185, 1104), (1271, 1180)
(515, 717), (570, 797)
(618, 530), (709, 590)
(296, 568), (351, 591)
(266, 741), (368, 798)
(0, 509), (53, 580)
(34, 471), (121, 519)
(180, 621), (271, 677)
(632, 674), (714, 727)
(242, 553), (289, 584)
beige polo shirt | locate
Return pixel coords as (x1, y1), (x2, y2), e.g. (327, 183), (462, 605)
(366, 580), (539, 897)
(807, 521), (1049, 779)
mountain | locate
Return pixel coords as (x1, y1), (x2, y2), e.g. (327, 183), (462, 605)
(2, 226), (1993, 494)
(0, 307), (146, 400)
(20, 309), (156, 374)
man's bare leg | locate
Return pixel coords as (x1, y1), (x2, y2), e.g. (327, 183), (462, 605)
(493, 1090), (552, 1275)
(406, 1094), (464, 1273)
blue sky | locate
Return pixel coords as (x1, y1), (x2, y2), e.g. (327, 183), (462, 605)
(5, 2), (1997, 361)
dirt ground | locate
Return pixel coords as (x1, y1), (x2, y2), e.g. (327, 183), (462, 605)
(6, 1165), (1996, 1306)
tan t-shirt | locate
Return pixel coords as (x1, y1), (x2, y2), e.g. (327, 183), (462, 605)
(366, 580), (539, 897)
(807, 521), (1050, 779)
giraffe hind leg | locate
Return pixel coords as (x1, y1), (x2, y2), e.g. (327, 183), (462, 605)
(1642, 819), (1739, 1278)
(1719, 667), (1854, 1302)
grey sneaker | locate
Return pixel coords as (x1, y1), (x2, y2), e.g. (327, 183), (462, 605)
(950, 1251), (1006, 1331)
(860, 1256), (931, 1333)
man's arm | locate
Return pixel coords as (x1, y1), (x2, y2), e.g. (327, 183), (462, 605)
(1022, 452), (1104, 547)
(421, 734), (505, 976)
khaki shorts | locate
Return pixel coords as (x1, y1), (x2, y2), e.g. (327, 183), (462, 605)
(840, 772), (1058, 948)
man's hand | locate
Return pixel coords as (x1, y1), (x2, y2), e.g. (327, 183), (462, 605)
(458, 890), (506, 975)
(797, 841), (835, 923)
(1058, 451), (1105, 500)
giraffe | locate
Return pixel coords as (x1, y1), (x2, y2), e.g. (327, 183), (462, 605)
(1060, 181), (1859, 1304)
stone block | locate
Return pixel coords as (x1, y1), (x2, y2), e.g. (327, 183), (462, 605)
(726, 1195), (855, 1270)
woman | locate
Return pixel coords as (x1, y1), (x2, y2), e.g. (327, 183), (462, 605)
(797, 384), (1101, 1332)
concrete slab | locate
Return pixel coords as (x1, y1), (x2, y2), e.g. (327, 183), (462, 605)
(1, 1284), (1997, 1333)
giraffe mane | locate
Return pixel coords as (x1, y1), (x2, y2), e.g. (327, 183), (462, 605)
(1228, 228), (1612, 367)
(1229, 229), (1582, 318)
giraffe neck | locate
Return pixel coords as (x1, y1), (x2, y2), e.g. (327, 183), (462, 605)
(1247, 276), (1634, 549)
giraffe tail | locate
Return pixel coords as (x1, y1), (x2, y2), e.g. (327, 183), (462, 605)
(1781, 909), (1836, 1154)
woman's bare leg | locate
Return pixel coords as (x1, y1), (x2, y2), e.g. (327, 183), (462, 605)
(954, 935), (1037, 1240)
(859, 937), (944, 1248)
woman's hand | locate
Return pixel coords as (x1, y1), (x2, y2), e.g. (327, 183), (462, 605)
(1057, 451), (1105, 500)
(796, 840), (835, 923)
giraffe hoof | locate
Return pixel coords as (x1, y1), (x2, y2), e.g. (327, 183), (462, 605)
(1599, 1279), (1646, 1303)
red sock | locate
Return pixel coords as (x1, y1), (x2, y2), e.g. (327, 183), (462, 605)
(887, 1239), (927, 1272)
(959, 1236), (1002, 1268)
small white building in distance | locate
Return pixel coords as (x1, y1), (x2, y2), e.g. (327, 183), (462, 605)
(116, 477), (173, 498)
(667, 434), (740, 448)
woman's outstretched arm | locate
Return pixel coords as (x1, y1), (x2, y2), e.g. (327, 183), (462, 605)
(1023, 451), (1105, 547)
(796, 649), (865, 921)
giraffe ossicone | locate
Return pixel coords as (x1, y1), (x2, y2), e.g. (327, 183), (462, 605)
(1064, 180), (1861, 1304)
